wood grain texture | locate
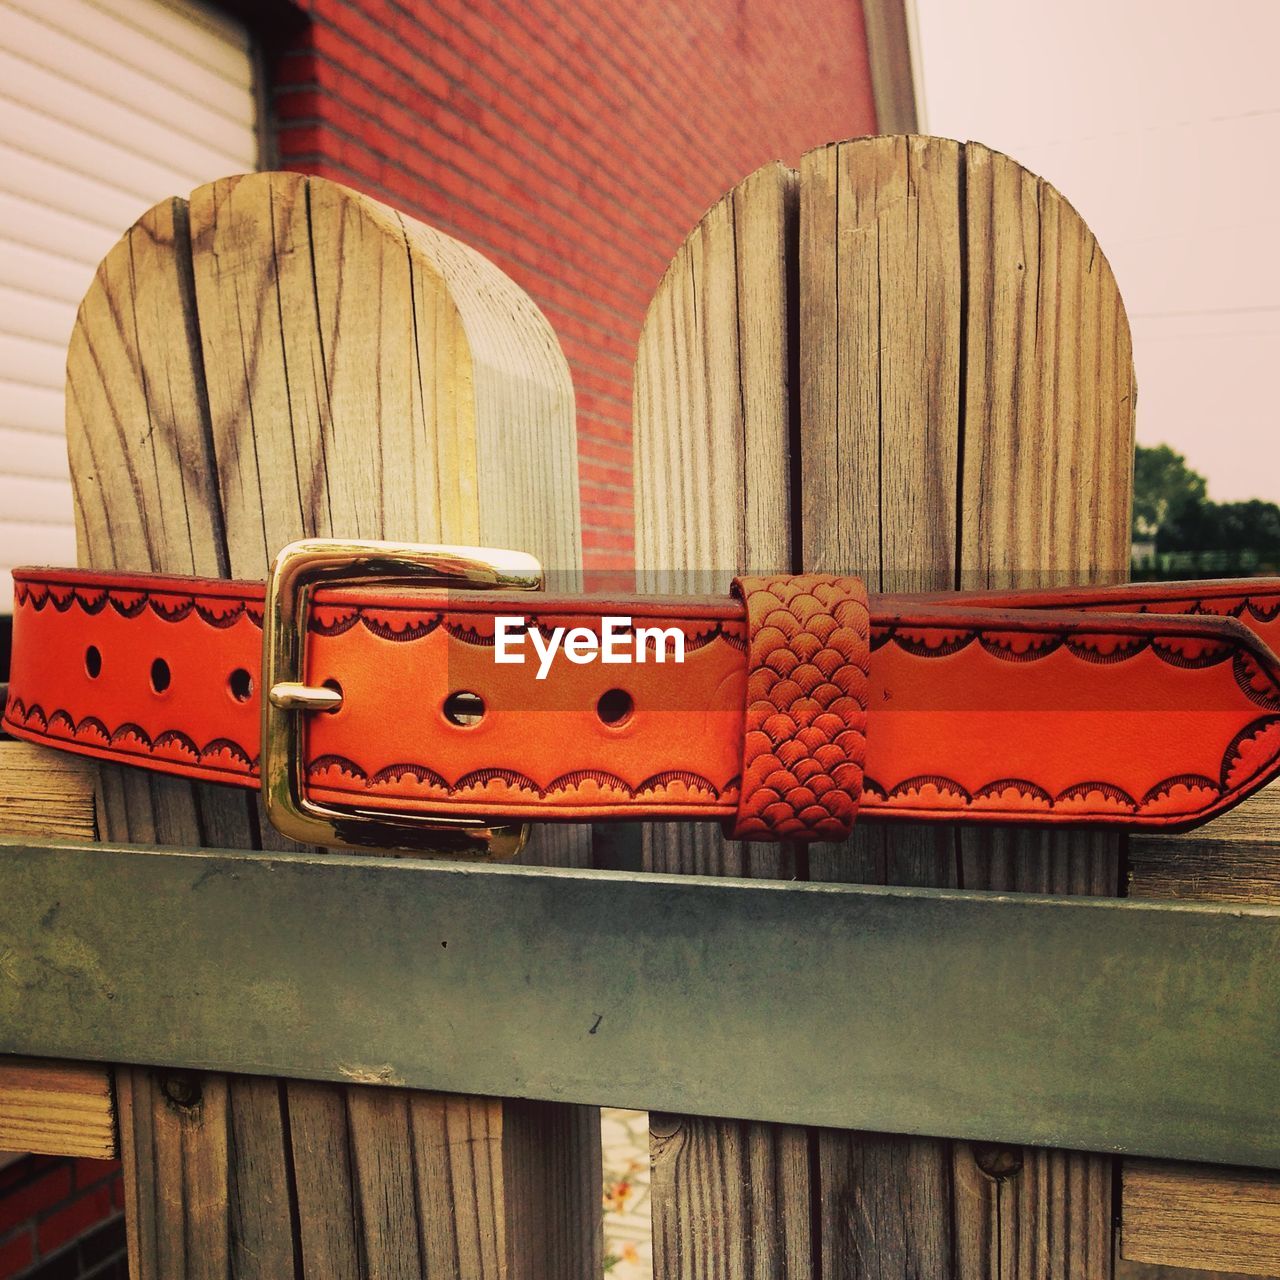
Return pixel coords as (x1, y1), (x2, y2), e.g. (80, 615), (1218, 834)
(0, 1058), (115, 1159)
(0, 734), (116, 1162)
(801, 136), (968, 1278)
(0, 740), (98, 841)
(66, 170), (597, 1278)
(648, 1112), (812, 1278)
(634, 159), (795, 590)
(1122, 1161), (1280, 1278)
(799, 133), (961, 592)
(802, 132), (950, 1277)
(634, 160), (813, 1279)
(960, 144), (1134, 586)
(1123, 783), (1280, 1279)
(940, 143), (1133, 1277)
(635, 135), (1136, 1276)
(1154, 779), (1280, 846)
(1129, 781), (1280, 904)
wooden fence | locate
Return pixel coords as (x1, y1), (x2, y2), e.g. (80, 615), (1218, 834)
(0, 136), (1277, 1279)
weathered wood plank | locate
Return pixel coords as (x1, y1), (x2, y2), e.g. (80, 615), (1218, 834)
(802, 132), (964, 1278)
(634, 160), (811, 1278)
(70, 183), (285, 1279)
(634, 159), (795, 589)
(0, 1058), (115, 1159)
(279, 1079), (360, 1277)
(66, 170), (596, 1279)
(0, 736), (116, 1163)
(943, 138), (1133, 1280)
(1128, 780), (1280, 903)
(1163, 779), (1280, 845)
(1123, 782), (1280, 1278)
(0, 740), (99, 841)
(800, 130), (962, 594)
(648, 1112), (812, 1278)
(1122, 1160), (1280, 1278)
(959, 143), (1134, 585)
(1130, 836), (1280, 904)
(636, 133), (1136, 1276)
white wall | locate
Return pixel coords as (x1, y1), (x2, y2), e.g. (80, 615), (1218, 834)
(912, 0), (1280, 502)
(0, 0), (258, 608)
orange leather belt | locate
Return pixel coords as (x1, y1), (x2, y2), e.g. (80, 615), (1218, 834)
(6, 541), (1280, 854)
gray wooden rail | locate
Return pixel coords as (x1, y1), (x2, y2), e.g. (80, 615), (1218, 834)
(2, 836), (1279, 1172)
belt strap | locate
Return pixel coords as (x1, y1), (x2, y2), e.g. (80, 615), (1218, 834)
(6, 567), (1280, 841)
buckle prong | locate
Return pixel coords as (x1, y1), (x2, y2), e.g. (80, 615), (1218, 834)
(268, 681), (344, 713)
(261, 538), (544, 859)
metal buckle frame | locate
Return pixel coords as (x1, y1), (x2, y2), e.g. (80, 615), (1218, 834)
(261, 538), (544, 859)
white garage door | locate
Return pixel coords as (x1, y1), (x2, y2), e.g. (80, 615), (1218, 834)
(0, 0), (259, 609)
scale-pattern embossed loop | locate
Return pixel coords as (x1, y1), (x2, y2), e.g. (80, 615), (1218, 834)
(728, 575), (870, 841)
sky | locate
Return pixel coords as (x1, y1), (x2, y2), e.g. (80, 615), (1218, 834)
(911, 0), (1280, 504)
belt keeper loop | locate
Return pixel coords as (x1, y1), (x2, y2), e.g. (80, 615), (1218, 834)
(726, 574), (871, 842)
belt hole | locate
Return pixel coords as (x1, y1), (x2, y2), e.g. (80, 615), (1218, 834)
(443, 690), (485, 727)
(321, 678), (343, 711)
(150, 658), (171, 694)
(85, 645), (102, 679)
(228, 668), (253, 703)
(597, 688), (633, 727)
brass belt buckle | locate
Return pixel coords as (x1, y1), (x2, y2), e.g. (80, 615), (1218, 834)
(262, 538), (544, 859)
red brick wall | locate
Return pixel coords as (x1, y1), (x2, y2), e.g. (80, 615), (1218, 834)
(0, 1156), (125, 1279)
(271, 0), (879, 573)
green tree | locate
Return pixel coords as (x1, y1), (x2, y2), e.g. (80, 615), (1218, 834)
(1132, 444), (1280, 577)
(1161, 497), (1280, 557)
(1132, 444), (1207, 540)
